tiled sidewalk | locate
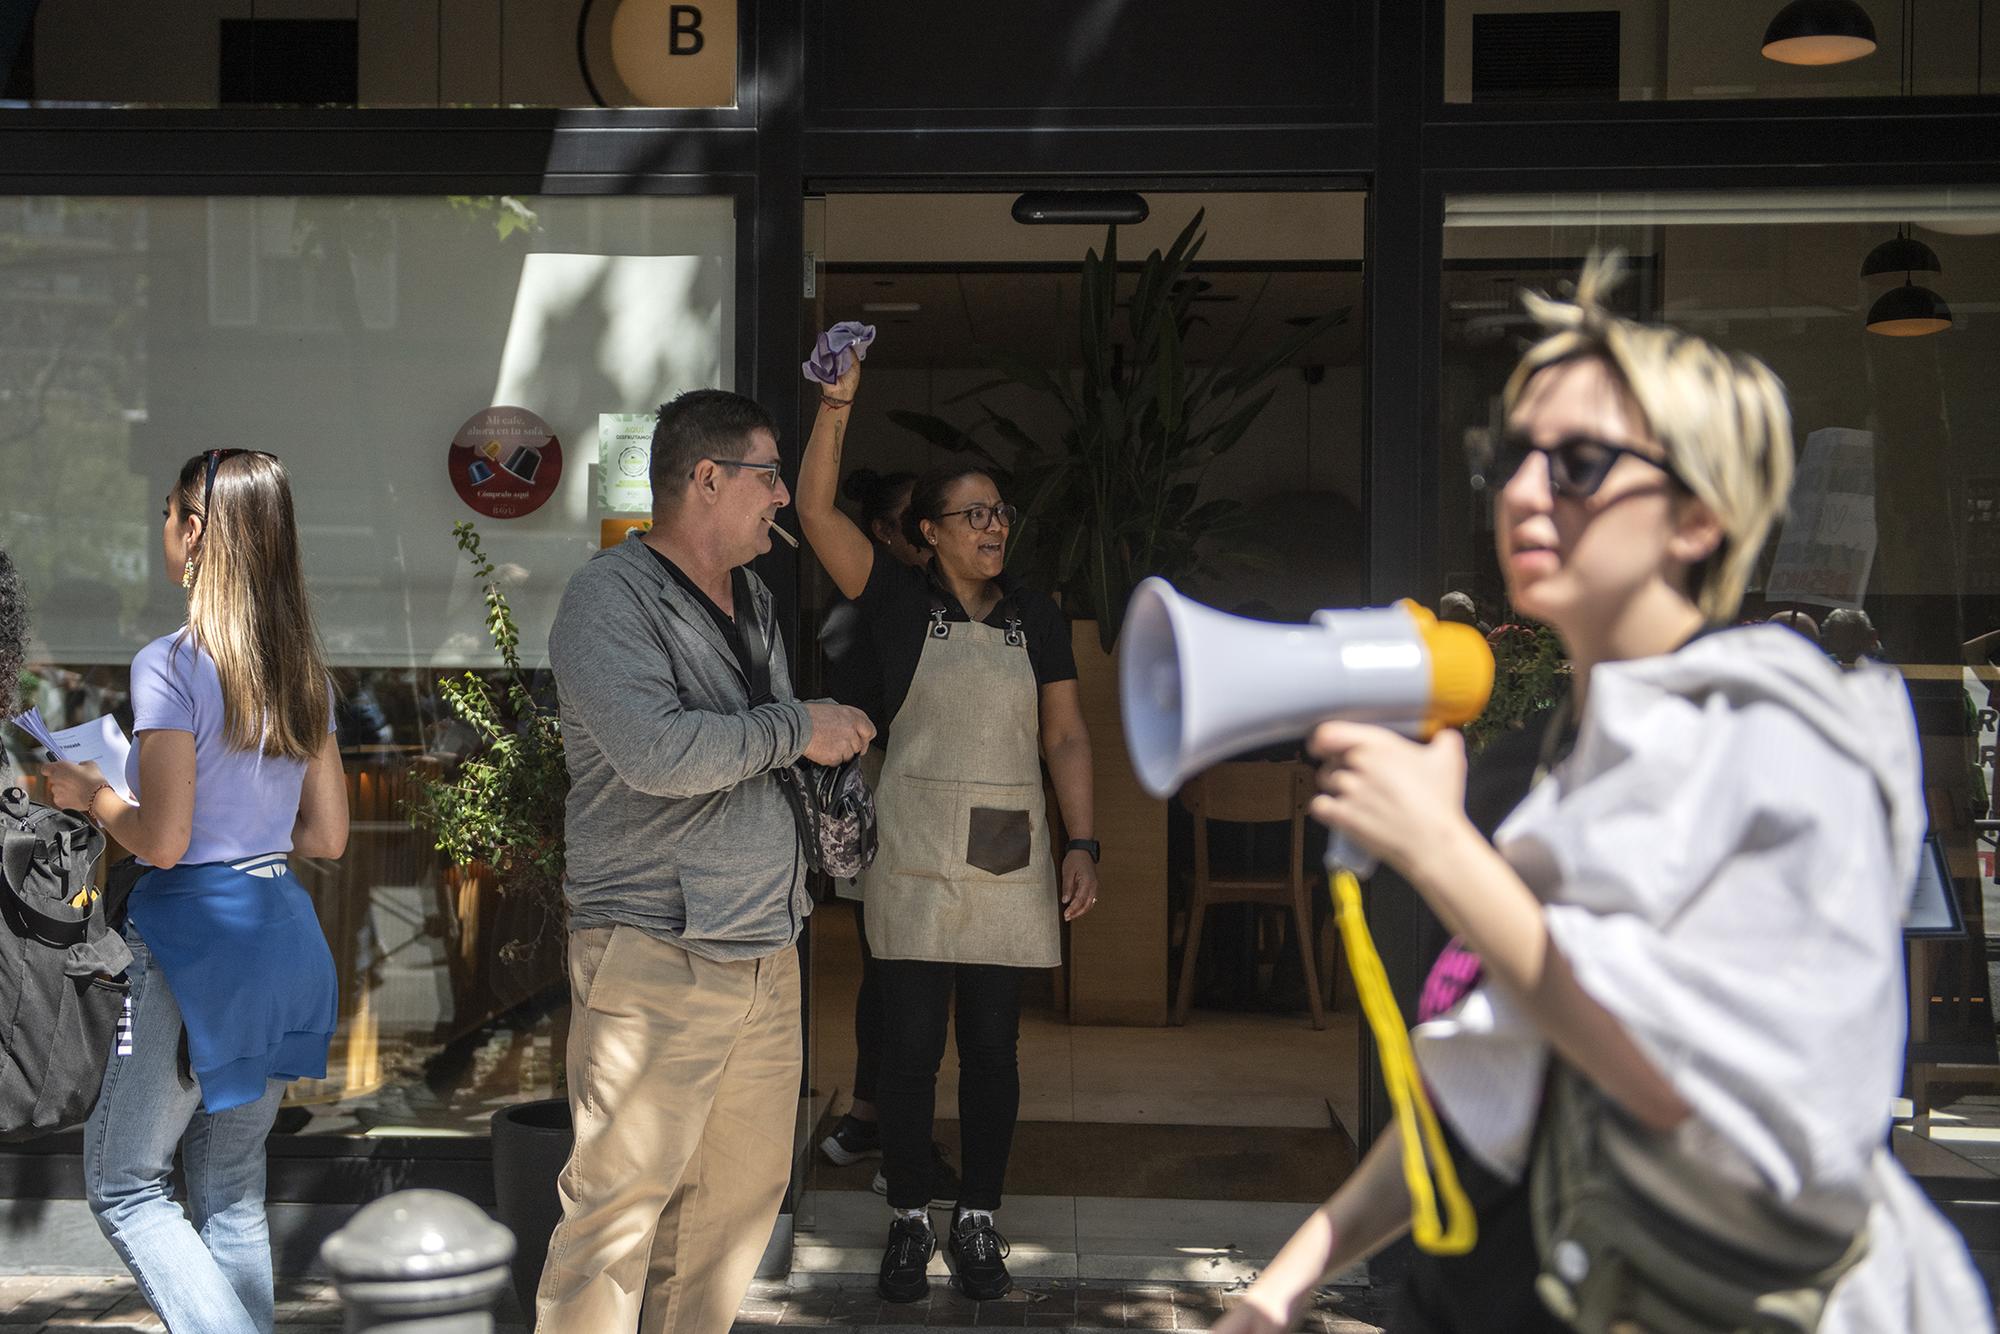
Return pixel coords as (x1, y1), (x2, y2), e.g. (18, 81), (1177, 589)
(0, 1273), (1393, 1332)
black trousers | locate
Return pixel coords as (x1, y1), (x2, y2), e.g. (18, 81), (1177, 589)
(874, 958), (1024, 1212)
(849, 900), (880, 1105)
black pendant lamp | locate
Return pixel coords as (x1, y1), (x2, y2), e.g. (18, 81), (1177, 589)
(1762, 0), (1879, 64)
(1860, 231), (1942, 277)
(1867, 280), (1954, 336)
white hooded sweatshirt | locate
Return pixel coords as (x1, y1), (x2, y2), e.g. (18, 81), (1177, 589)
(1412, 625), (1993, 1332)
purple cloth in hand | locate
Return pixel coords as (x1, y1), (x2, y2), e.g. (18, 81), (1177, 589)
(802, 321), (877, 385)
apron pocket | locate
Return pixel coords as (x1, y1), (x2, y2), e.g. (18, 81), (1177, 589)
(967, 806), (1032, 877)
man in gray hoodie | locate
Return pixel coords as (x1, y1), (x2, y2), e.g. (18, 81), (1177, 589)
(537, 389), (873, 1334)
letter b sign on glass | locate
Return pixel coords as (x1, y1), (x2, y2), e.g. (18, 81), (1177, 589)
(607, 0), (736, 106)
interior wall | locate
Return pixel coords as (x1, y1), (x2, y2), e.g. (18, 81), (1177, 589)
(1443, 0), (2000, 101)
(32, 0), (616, 106)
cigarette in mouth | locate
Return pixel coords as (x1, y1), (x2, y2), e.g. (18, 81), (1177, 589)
(767, 518), (800, 548)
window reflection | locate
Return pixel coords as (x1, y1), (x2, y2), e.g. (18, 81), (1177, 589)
(1, 190), (736, 1137)
(8, 664), (568, 1135)
(1444, 1), (2000, 103)
(1439, 184), (2000, 1181)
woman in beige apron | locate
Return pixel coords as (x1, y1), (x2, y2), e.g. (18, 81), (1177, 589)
(799, 352), (1099, 1307)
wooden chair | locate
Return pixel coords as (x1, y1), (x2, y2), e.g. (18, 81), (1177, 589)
(1173, 761), (1326, 1029)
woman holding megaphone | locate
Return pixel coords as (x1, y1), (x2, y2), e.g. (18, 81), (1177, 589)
(798, 347), (1099, 1306)
(1217, 258), (1990, 1334)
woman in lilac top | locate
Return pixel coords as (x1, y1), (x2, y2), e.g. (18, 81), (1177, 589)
(47, 449), (348, 1334)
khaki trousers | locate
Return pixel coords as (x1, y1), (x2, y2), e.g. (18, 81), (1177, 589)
(535, 926), (801, 1334)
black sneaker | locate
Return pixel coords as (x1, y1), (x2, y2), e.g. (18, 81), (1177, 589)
(877, 1214), (935, 1304)
(870, 1142), (960, 1208)
(946, 1209), (1012, 1300)
(820, 1114), (881, 1166)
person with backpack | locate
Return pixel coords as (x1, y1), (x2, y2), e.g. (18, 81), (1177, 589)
(45, 449), (348, 1334)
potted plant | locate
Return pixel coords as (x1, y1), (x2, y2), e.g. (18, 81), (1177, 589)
(1465, 619), (1568, 754)
(406, 520), (570, 1313)
(886, 212), (1344, 1022)
(887, 209), (1345, 650)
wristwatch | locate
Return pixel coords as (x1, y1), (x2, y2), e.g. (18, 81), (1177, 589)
(1066, 838), (1101, 863)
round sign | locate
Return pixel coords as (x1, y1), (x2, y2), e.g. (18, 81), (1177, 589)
(608, 0), (738, 107)
(449, 406), (563, 520)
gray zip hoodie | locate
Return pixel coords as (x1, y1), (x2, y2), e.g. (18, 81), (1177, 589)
(548, 534), (814, 959)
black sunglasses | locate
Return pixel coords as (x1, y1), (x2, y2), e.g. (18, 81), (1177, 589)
(1483, 432), (1684, 500)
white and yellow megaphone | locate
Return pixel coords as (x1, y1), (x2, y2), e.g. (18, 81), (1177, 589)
(1119, 577), (1495, 804)
(1116, 576), (1496, 1257)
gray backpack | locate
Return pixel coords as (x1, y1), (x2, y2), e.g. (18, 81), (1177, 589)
(1530, 1062), (1869, 1334)
(0, 785), (130, 1141)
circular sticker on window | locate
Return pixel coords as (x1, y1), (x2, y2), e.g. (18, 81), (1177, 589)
(450, 406), (563, 520)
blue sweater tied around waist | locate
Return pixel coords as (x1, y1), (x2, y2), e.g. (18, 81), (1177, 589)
(127, 861), (337, 1113)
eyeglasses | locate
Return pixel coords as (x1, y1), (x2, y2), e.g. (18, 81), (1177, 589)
(1482, 432), (1684, 500)
(936, 502), (1019, 532)
(698, 457), (783, 489)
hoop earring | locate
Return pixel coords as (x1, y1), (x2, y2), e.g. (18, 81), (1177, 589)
(181, 557), (195, 589)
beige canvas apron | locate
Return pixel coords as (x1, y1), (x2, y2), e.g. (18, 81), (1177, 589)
(861, 606), (1061, 968)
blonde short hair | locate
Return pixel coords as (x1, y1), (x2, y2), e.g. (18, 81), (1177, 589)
(1500, 253), (1796, 623)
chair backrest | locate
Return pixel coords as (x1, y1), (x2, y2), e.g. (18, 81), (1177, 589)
(1181, 761), (1308, 825)
(1181, 761), (1312, 889)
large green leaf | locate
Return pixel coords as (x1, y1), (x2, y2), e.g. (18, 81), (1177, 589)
(1213, 306), (1347, 399)
(884, 409), (1003, 465)
(978, 406), (1044, 461)
(1155, 313), (1185, 439)
(940, 376), (1014, 406)
(875, 210), (1285, 650)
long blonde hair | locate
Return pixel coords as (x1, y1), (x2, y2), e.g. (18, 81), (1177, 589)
(173, 451), (332, 761)
(1502, 253), (1796, 623)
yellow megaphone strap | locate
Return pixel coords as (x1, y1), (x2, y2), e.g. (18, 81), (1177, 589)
(1329, 868), (1478, 1255)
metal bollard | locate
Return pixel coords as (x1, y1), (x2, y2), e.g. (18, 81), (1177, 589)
(320, 1188), (517, 1333)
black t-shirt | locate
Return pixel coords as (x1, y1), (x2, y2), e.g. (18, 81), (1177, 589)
(1388, 700), (1574, 1334)
(853, 555), (1076, 742)
(645, 544), (754, 686)
(819, 595), (887, 748)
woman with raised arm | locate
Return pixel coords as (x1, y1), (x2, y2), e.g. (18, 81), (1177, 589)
(798, 352), (1098, 1306)
(46, 449), (348, 1334)
(1214, 259), (1991, 1334)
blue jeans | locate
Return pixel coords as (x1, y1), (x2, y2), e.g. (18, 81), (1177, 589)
(84, 931), (286, 1334)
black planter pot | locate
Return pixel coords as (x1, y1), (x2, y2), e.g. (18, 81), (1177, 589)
(490, 1097), (573, 1316)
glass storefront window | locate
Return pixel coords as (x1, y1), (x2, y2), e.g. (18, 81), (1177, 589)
(1, 191), (737, 1134)
(1444, 1), (2000, 103)
(8, 1), (740, 109)
(1438, 183), (2000, 1177)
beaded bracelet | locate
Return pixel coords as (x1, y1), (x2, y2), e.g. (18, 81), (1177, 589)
(84, 782), (111, 831)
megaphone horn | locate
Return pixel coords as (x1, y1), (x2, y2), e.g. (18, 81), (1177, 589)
(1118, 578), (1494, 800)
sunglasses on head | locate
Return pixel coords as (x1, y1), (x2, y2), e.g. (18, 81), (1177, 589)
(1484, 431), (1684, 500)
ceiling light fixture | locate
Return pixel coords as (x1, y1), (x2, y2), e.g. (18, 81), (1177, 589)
(1011, 191), (1149, 225)
(1859, 229), (1942, 276)
(1761, 0), (1878, 64)
(1866, 280), (1954, 335)
(1861, 1), (1951, 336)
